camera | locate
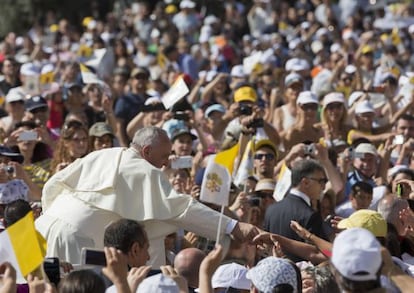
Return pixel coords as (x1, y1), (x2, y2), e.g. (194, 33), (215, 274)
(247, 118), (264, 129)
(303, 144), (315, 156)
(173, 111), (190, 121)
(3, 166), (14, 174)
(248, 196), (261, 207)
(239, 104), (253, 116)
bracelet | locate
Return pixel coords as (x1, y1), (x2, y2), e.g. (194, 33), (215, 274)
(306, 233), (313, 242)
(105, 112), (114, 115)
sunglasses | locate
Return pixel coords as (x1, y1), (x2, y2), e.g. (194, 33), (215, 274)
(254, 153), (275, 160)
(301, 103), (318, 111)
(307, 177), (328, 185)
(326, 102), (343, 110)
(256, 191), (274, 198)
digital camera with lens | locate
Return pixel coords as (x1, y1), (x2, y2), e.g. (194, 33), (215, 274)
(3, 166), (14, 174)
(239, 104), (253, 116)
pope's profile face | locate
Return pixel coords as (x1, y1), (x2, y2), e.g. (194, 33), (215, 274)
(145, 133), (172, 168)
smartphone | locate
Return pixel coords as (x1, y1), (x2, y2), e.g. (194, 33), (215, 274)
(393, 134), (405, 145)
(173, 111), (190, 121)
(396, 183), (404, 197)
(347, 53), (354, 64)
(80, 248), (106, 266)
(43, 257), (60, 286)
(171, 156), (193, 169)
(18, 130), (38, 141)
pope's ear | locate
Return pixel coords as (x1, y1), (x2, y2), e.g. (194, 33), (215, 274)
(141, 145), (151, 157)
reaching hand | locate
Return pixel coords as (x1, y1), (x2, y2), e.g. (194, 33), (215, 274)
(127, 265), (151, 293)
(199, 244), (223, 278)
(102, 247), (129, 287)
(0, 262), (17, 293)
(290, 220), (311, 240)
(160, 265), (188, 293)
(231, 222), (260, 243)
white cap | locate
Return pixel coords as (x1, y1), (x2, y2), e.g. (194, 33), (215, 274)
(348, 91), (364, 107)
(5, 88), (25, 103)
(296, 91), (318, 105)
(212, 263), (251, 290)
(285, 58), (309, 72)
(284, 72), (303, 87)
(330, 43), (341, 53)
(289, 38), (301, 50)
(311, 40), (323, 54)
(301, 21), (311, 30)
(354, 143), (378, 157)
(316, 27), (329, 39)
(323, 92), (345, 107)
(355, 100), (375, 115)
(144, 96), (162, 105)
(180, 0), (196, 9)
(345, 64), (357, 74)
(41, 63), (55, 74)
(343, 30), (358, 41)
(204, 15), (219, 26)
(230, 65), (246, 78)
(332, 228), (382, 281)
(206, 70), (218, 82)
(255, 178), (276, 192)
(20, 62), (40, 76)
(409, 24), (414, 34)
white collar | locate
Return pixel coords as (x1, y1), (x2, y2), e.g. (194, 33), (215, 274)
(290, 188), (311, 206)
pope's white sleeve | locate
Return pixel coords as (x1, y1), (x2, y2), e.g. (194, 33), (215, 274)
(169, 198), (235, 240)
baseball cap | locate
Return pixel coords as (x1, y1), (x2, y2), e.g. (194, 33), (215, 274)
(344, 65), (357, 74)
(205, 104), (226, 118)
(355, 100), (375, 115)
(255, 178), (276, 192)
(0, 145), (24, 164)
(89, 122), (114, 137)
(137, 273), (179, 293)
(361, 45), (374, 55)
(331, 228), (382, 281)
(255, 139), (277, 155)
(234, 86), (257, 103)
(296, 91), (318, 105)
(348, 91), (364, 107)
(285, 58), (309, 72)
(180, 0), (196, 9)
(284, 73), (303, 87)
(337, 210), (387, 238)
(247, 257), (298, 292)
(212, 263), (251, 290)
(5, 88), (25, 103)
(20, 62), (40, 76)
(230, 65), (246, 78)
(323, 92), (345, 107)
(171, 127), (197, 141)
(25, 95), (48, 112)
(354, 143), (378, 157)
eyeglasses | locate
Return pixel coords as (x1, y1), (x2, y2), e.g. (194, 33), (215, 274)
(301, 103), (318, 111)
(326, 102), (343, 110)
(256, 191), (274, 199)
(254, 153), (275, 160)
(306, 177), (328, 185)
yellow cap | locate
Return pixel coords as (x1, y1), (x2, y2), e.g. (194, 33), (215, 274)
(234, 86), (257, 103)
(165, 4), (178, 14)
(82, 17), (94, 27)
(361, 45), (374, 55)
(338, 210), (387, 238)
(254, 139), (278, 158)
(49, 24), (59, 33)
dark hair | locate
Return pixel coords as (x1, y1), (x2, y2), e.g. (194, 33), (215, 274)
(58, 270), (105, 293)
(303, 265), (340, 293)
(398, 114), (414, 123)
(335, 268), (381, 292)
(291, 159), (325, 187)
(4, 199), (31, 227)
(350, 181), (373, 196)
(104, 219), (147, 254)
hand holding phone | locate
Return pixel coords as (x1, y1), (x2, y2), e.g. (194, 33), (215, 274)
(18, 130), (38, 141)
(171, 156), (193, 169)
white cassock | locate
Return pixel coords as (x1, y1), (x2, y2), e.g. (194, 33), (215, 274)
(35, 147), (234, 267)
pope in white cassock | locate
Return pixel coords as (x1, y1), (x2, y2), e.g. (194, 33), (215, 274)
(35, 126), (258, 267)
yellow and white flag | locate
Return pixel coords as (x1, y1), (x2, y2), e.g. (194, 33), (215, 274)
(0, 212), (46, 277)
(200, 143), (239, 206)
(273, 162), (291, 201)
(80, 63), (102, 84)
(233, 140), (255, 188)
(161, 77), (189, 109)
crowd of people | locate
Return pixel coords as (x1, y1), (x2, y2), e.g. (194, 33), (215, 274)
(2, 0), (414, 292)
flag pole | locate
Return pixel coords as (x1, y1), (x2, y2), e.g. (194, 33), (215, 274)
(215, 205), (225, 245)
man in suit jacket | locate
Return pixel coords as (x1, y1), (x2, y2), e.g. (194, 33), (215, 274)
(264, 159), (328, 262)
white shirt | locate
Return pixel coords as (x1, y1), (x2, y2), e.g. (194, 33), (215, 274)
(290, 188), (311, 206)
